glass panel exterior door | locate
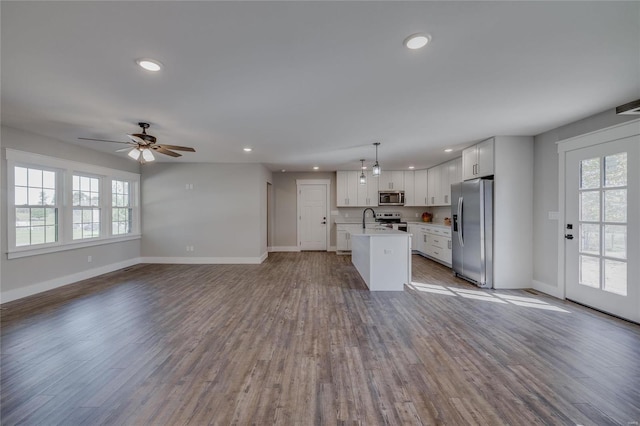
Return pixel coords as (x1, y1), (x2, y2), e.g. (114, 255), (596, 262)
(565, 136), (638, 322)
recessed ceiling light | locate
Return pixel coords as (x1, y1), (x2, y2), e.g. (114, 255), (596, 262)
(281, 169), (286, 173)
(403, 33), (431, 50)
(313, 166), (319, 170)
(408, 166), (415, 169)
(444, 148), (453, 152)
(136, 58), (162, 72)
(243, 147), (252, 152)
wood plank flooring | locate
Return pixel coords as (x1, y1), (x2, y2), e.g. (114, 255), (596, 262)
(2, 252), (639, 425)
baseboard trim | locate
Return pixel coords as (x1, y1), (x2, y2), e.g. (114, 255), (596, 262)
(268, 246), (300, 252)
(139, 256), (266, 265)
(532, 279), (564, 299)
(1, 258), (142, 304)
(328, 246), (337, 252)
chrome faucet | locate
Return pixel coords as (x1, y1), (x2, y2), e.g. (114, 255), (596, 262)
(362, 208), (376, 229)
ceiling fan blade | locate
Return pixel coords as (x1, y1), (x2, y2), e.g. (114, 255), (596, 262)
(154, 144), (195, 152)
(153, 147), (182, 157)
(127, 134), (148, 145)
(78, 137), (131, 145)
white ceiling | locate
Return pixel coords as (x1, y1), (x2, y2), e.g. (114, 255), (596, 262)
(2, 1), (638, 171)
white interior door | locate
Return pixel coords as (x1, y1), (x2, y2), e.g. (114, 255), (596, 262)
(298, 183), (328, 251)
(565, 135), (639, 322)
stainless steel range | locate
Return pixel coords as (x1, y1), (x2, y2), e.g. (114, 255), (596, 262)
(375, 212), (408, 232)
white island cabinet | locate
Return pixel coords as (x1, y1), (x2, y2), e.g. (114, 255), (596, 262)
(350, 229), (412, 291)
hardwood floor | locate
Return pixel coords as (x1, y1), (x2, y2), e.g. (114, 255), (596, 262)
(2, 252), (639, 425)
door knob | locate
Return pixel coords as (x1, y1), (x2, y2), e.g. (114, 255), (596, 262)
(564, 234), (574, 240)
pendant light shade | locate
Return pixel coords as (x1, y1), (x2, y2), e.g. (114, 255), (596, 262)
(372, 142), (381, 177)
(128, 148), (141, 160)
(359, 159), (366, 185)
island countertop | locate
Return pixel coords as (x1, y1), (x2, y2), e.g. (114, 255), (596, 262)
(349, 229), (409, 236)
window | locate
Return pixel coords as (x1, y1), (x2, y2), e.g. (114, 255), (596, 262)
(73, 175), (101, 239)
(112, 180), (132, 235)
(7, 149), (141, 259)
(14, 166), (58, 246)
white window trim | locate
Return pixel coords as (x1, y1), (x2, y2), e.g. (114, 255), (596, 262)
(6, 149), (141, 259)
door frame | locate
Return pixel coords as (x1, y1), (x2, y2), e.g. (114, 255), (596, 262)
(296, 179), (331, 251)
(557, 118), (640, 299)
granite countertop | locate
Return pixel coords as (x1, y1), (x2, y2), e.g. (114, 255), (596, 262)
(334, 219), (376, 224)
(349, 229), (410, 236)
(405, 221), (451, 228)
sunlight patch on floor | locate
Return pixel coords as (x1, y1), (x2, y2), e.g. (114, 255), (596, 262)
(409, 282), (456, 296)
(408, 282), (571, 313)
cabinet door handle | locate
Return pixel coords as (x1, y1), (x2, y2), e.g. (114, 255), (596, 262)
(445, 195), (448, 204)
(448, 240), (451, 249)
(423, 235), (426, 243)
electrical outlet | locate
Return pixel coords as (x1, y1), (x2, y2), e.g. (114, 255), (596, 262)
(87, 255), (92, 263)
(415, 213), (419, 217)
(345, 213), (349, 218)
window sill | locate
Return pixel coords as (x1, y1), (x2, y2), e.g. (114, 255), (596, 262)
(7, 234), (142, 259)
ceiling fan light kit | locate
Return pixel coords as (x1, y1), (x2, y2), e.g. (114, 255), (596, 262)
(128, 148), (141, 160)
(79, 122), (195, 163)
(142, 149), (155, 162)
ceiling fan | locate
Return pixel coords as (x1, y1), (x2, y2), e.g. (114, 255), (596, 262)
(79, 122), (195, 163)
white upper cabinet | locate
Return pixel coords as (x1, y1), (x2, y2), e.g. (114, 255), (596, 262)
(427, 166), (440, 206)
(426, 157), (462, 206)
(403, 171), (415, 206)
(379, 171), (404, 190)
(462, 137), (494, 180)
(336, 171), (359, 206)
(414, 169), (428, 207)
(442, 157), (462, 205)
(357, 171), (379, 206)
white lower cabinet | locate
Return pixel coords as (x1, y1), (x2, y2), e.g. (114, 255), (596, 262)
(410, 224), (452, 266)
(336, 224), (377, 252)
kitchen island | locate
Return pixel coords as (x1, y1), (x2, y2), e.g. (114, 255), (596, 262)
(350, 229), (412, 291)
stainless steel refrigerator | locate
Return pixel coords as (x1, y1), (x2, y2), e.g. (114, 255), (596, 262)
(451, 179), (493, 288)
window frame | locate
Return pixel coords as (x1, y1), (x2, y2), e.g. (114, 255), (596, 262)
(12, 164), (62, 249)
(6, 149), (141, 259)
(111, 179), (134, 236)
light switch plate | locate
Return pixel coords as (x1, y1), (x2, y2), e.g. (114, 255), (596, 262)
(548, 211), (559, 220)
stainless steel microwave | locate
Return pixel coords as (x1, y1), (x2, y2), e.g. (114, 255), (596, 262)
(378, 191), (405, 206)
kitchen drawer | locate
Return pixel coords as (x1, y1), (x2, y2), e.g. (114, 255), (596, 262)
(430, 236), (447, 250)
(426, 226), (451, 237)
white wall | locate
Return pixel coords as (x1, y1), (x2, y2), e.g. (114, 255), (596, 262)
(271, 171), (337, 249)
(1, 126), (141, 301)
(140, 162), (271, 262)
(532, 108), (637, 296)
(493, 136), (534, 289)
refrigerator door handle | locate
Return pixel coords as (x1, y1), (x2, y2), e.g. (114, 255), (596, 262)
(457, 196), (464, 247)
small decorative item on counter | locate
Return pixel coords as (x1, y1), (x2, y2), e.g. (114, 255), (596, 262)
(421, 211), (432, 222)
(444, 217), (452, 226)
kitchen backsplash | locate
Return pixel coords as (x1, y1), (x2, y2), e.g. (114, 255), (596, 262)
(334, 206), (452, 224)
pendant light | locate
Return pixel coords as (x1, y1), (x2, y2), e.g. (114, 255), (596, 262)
(359, 159), (366, 185)
(372, 142), (381, 177)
